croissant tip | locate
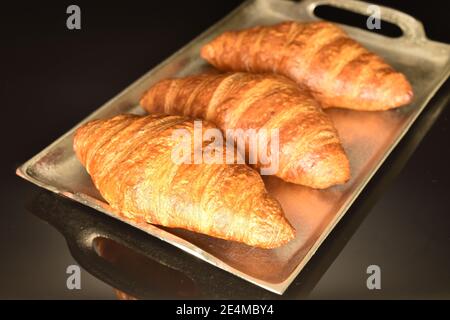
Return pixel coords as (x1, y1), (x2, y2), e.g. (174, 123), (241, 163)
(403, 85), (414, 104)
(200, 44), (212, 60)
(283, 224), (296, 244)
(382, 75), (414, 110)
(391, 76), (414, 107)
(140, 91), (152, 110)
(398, 91), (414, 107)
(284, 145), (351, 189)
(73, 119), (99, 166)
(257, 223), (296, 249)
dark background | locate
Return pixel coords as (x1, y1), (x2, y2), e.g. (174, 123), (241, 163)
(0, 0), (449, 299)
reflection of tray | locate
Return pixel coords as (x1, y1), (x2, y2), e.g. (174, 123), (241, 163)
(16, 0), (450, 294)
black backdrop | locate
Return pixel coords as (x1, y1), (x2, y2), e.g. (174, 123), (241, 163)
(0, 0), (449, 299)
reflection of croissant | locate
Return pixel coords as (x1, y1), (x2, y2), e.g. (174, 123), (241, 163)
(141, 73), (350, 189)
(201, 21), (413, 111)
(73, 114), (295, 248)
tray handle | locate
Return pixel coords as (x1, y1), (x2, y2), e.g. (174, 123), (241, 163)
(296, 0), (426, 41)
(28, 190), (215, 299)
(64, 220), (215, 299)
(28, 189), (274, 299)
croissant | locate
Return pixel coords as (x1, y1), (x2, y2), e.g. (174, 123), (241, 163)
(73, 114), (295, 248)
(201, 21), (413, 111)
(140, 72), (350, 189)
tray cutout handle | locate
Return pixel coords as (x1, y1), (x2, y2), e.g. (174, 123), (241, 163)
(296, 0), (426, 41)
(66, 226), (205, 299)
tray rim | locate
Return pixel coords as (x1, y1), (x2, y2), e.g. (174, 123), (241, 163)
(16, 0), (450, 294)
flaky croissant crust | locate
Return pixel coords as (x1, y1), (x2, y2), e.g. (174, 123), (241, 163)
(141, 72), (350, 188)
(74, 114), (295, 248)
(201, 21), (413, 111)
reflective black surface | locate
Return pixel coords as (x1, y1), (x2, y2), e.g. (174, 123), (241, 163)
(1, 0), (449, 299)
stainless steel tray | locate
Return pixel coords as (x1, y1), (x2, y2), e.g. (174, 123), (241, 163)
(16, 0), (450, 294)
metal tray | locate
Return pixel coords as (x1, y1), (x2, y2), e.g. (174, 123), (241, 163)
(16, 0), (450, 294)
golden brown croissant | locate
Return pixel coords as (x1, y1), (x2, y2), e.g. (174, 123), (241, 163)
(201, 21), (413, 111)
(140, 72), (350, 189)
(73, 114), (295, 248)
